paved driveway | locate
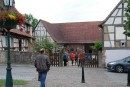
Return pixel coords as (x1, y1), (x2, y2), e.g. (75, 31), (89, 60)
(0, 64), (37, 80)
(104, 70), (127, 84)
(0, 64), (128, 87)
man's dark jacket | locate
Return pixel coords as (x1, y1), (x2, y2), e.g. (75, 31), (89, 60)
(35, 54), (51, 72)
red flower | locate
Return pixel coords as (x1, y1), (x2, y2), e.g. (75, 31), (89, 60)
(0, 10), (25, 28)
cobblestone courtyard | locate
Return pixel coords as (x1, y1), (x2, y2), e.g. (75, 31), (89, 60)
(0, 63), (128, 87)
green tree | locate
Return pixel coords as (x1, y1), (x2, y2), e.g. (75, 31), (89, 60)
(91, 42), (102, 51)
(25, 14), (38, 30)
(124, 0), (130, 36)
(34, 37), (58, 54)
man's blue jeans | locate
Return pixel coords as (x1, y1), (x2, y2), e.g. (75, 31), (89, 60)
(39, 72), (47, 87)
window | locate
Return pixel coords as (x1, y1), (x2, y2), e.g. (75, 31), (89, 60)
(120, 41), (126, 47)
(14, 38), (19, 47)
(115, 27), (125, 40)
(89, 50), (92, 53)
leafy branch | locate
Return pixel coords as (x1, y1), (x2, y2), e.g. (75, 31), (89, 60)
(25, 14), (38, 30)
(91, 42), (102, 51)
(124, 0), (130, 36)
(33, 36), (58, 54)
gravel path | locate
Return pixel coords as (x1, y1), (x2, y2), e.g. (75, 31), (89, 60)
(0, 64), (128, 87)
(25, 66), (128, 87)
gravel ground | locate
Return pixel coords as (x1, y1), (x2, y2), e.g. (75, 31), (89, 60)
(25, 66), (128, 87)
(0, 63), (128, 87)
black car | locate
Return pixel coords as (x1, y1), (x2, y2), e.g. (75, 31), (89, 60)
(107, 56), (130, 73)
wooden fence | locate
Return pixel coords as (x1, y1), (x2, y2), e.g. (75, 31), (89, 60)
(49, 52), (99, 68)
(80, 53), (99, 68)
(49, 52), (63, 67)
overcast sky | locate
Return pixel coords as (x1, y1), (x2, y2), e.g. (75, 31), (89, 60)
(15, 0), (120, 23)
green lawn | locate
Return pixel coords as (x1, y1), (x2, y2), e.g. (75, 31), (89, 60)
(0, 79), (29, 86)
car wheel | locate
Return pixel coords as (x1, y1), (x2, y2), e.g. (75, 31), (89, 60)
(115, 65), (124, 73)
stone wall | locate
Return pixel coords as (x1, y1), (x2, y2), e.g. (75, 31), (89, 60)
(0, 51), (7, 63)
(0, 51), (104, 67)
(0, 51), (38, 64)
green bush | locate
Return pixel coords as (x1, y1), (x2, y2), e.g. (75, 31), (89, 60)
(91, 42), (102, 51)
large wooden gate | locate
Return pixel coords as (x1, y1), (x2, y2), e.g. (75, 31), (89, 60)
(49, 52), (63, 67)
(49, 52), (99, 68)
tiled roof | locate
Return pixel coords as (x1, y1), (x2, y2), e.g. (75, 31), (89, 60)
(40, 20), (102, 43)
(10, 29), (33, 38)
(40, 20), (64, 43)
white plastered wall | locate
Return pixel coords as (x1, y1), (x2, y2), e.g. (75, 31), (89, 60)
(105, 50), (130, 64)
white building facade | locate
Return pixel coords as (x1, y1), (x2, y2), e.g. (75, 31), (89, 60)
(99, 0), (130, 64)
(34, 20), (54, 42)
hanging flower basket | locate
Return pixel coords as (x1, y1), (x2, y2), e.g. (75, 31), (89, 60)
(0, 10), (25, 29)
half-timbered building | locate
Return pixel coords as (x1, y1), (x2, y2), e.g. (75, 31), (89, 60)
(0, 0), (33, 52)
(34, 20), (102, 53)
(99, 0), (130, 64)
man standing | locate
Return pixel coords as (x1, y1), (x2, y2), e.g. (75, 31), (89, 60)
(63, 52), (68, 66)
(34, 48), (51, 87)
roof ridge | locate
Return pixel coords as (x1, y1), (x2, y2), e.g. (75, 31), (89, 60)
(52, 21), (102, 24)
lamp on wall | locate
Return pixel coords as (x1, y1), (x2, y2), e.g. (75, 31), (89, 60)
(3, 0), (14, 87)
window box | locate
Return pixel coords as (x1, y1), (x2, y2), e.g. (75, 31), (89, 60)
(26, 30), (30, 34)
(24, 46), (28, 49)
(10, 47), (16, 50)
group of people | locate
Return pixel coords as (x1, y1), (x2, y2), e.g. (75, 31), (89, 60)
(34, 48), (85, 87)
(63, 51), (83, 66)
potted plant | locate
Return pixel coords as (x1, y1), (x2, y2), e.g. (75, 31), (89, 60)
(0, 10), (25, 29)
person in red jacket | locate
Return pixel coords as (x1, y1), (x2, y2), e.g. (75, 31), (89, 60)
(70, 53), (75, 66)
